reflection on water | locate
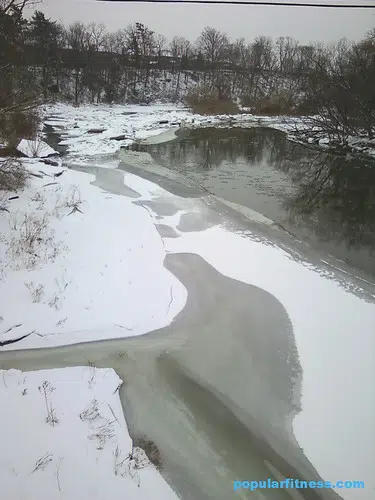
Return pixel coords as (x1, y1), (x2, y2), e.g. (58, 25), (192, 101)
(133, 128), (375, 278)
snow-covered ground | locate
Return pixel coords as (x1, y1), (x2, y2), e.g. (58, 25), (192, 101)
(0, 158), (187, 348)
(43, 102), (238, 158)
(0, 366), (178, 500)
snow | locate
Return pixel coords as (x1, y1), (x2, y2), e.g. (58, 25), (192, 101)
(162, 226), (375, 500)
(41, 103), (261, 158)
(318, 137), (330, 146)
(44, 102), (375, 159)
(0, 366), (178, 500)
(43, 103), (191, 157)
(1, 102), (374, 499)
(0, 159), (187, 348)
(17, 139), (58, 158)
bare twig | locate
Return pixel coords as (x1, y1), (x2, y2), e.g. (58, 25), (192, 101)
(56, 457), (63, 492)
(2, 323), (22, 335)
(80, 399), (100, 422)
(107, 404), (119, 424)
(38, 381), (59, 426)
(32, 452), (53, 473)
(67, 206), (84, 215)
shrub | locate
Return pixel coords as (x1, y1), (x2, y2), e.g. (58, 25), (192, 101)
(0, 158), (27, 191)
(0, 110), (41, 148)
(185, 86), (239, 115)
(242, 92), (297, 116)
(7, 212), (62, 270)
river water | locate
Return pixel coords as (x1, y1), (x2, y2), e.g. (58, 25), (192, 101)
(1, 126), (374, 500)
(133, 127), (375, 280)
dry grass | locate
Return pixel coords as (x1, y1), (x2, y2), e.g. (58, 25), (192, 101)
(133, 436), (163, 470)
(89, 419), (116, 450)
(25, 281), (45, 303)
(185, 87), (239, 115)
(242, 92), (298, 116)
(0, 158), (27, 192)
(32, 452), (53, 473)
(53, 185), (84, 218)
(80, 399), (101, 422)
(38, 381), (59, 427)
(7, 212), (62, 270)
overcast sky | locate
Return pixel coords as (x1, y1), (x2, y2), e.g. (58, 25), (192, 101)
(26, 0), (375, 44)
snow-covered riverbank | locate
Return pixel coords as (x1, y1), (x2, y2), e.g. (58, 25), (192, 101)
(42, 102), (375, 159)
(0, 366), (178, 500)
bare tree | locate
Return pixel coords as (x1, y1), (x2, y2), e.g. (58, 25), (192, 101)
(0, 0), (39, 15)
(170, 36), (191, 58)
(275, 36), (298, 74)
(64, 22), (91, 102)
(87, 22), (106, 52)
(155, 33), (166, 58)
(196, 27), (230, 98)
(244, 36), (275, 102)
(197, 26), (229, 66)
(102, 30), (124, 54)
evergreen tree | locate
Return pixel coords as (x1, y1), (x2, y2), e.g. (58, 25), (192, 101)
(28, 11), (62, 98)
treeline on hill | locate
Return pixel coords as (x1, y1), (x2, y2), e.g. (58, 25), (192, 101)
(1, 0), (375, 146)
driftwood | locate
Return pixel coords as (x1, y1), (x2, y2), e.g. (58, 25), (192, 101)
(87, 128), (106, 134)
(109, 134), (131, 141)
(41, 159), (59, 167)
(67, 206), (83, 215)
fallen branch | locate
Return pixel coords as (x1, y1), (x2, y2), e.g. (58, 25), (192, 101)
(2, 323), (22, 335)
(0, 332), (32, 347)
(67, 206), (84, 215)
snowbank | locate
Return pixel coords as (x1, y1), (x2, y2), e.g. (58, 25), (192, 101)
(0, 159), (187, 348)
(0, 366), (178, 500)
(17, 139), (58, 158)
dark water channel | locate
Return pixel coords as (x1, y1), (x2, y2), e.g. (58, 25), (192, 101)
(133, 127), (375, 280)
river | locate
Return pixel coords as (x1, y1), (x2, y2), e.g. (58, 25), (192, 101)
(1, 125), (374, 500)
(133, 127), (375, 280)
